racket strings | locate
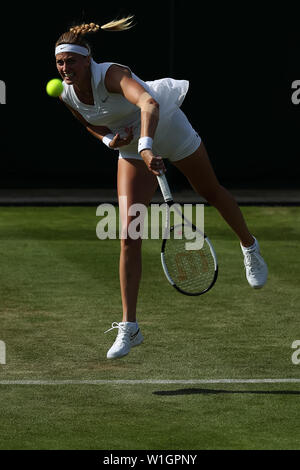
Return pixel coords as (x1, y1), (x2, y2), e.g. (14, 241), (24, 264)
(163, 233), (216, 294)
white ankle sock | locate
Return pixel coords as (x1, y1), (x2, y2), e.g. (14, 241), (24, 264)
(241, 238), (257, 252)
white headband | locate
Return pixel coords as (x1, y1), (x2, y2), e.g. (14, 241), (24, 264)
(55, 44), (90, 56)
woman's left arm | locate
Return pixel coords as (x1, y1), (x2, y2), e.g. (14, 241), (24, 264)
(105, 65), (165, 175)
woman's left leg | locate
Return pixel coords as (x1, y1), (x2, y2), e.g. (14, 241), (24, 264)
(172, 142), (268, 288)
(173, 142), (254, 247)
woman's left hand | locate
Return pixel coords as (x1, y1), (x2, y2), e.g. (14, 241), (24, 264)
(140, 149), (166, 176)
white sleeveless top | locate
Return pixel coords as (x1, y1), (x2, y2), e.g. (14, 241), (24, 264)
(61, 60), (189, 138)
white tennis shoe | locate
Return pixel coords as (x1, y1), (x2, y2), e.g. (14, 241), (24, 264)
(241, 238), (268, 289)
(105, 322), (144, 359)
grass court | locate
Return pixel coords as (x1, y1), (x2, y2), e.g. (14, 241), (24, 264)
(0, 205), (300, 449)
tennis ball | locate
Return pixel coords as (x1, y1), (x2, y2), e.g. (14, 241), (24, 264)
(46, 79), (64, 97)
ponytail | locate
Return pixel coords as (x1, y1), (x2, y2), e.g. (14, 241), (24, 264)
(100, 15), (134, 31)
(69, 15), (134, 36)
(56, 15), (135, 51)
(69, 23), (101, 35)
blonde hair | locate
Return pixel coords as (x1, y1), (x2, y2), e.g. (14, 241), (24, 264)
(56, 16), (135, 52)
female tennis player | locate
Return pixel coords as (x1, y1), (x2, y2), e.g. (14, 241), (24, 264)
(54, 16), (268, 359)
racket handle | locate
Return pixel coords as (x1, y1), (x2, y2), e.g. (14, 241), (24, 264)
(157, 171), (173, 203)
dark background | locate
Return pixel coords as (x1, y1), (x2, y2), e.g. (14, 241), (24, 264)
(0, 1), (299, 190)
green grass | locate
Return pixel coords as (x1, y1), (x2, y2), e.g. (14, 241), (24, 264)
(0, 206), (300, 449)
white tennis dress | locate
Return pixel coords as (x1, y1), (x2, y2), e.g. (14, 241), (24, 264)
(61, 60), (201, 161)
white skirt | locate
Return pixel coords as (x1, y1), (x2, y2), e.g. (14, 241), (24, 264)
(118, 107), (201, 162)
(146, 77), (190, 112)
(114, 77), (200, 162)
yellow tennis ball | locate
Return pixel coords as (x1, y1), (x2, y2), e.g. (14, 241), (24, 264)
(46, 79), (64, 97)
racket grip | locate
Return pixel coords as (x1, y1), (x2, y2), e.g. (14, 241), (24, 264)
(157, 171), (173, 203)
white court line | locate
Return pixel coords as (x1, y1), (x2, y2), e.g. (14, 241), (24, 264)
(0, 379), (300, 385)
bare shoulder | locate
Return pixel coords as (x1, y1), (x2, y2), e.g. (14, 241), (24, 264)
(105, 64), (132, 93)
(106, 64), (132, 79)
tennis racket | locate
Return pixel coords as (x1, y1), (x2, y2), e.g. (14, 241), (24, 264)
(156, 172), (218, 296)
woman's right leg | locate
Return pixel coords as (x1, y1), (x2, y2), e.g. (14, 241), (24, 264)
(106, 157), (158, 360)
(117, 158), (158, 323)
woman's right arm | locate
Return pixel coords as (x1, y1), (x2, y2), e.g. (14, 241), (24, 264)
(59, 98), (133, 148)
(59, 97), (111, 141)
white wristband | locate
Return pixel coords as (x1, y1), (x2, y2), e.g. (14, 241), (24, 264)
(138, 136), (153, 153)
(102, 134), (114, 148)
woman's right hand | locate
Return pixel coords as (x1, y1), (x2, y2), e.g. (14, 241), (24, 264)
(140, 149), (166, 176)
(109, 127), (134, 149)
